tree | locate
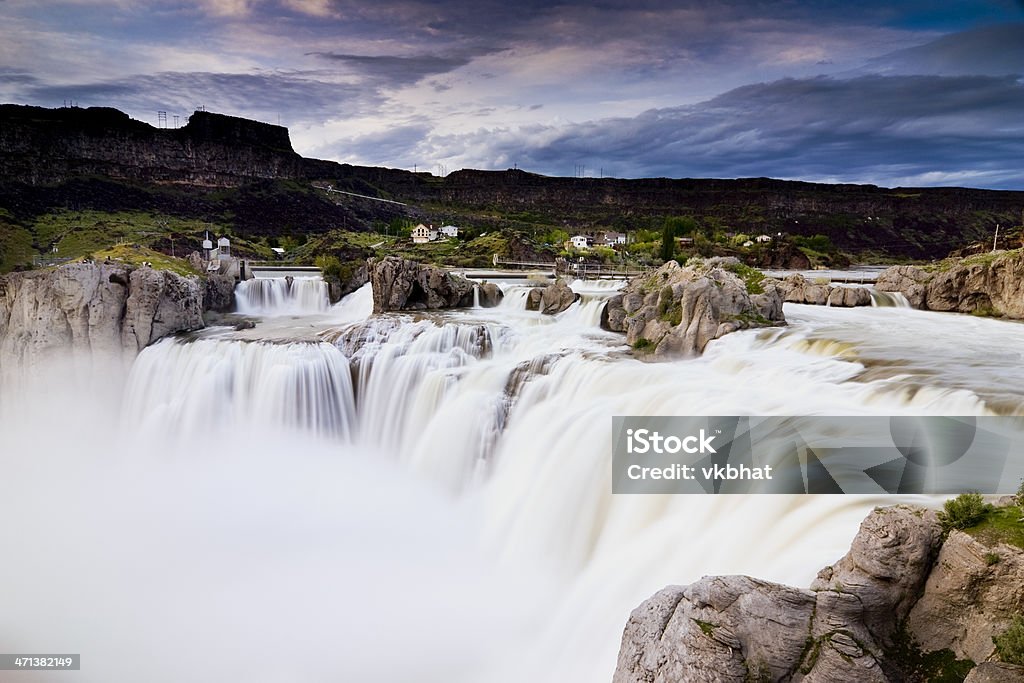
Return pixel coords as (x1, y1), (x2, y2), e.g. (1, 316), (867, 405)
(660, 221), (675, 262)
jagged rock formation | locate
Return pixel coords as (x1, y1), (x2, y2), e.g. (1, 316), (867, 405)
(367, 256), (474, 313)
(876, 251), (1024, 318)
(601, 258), (785, 358)
(772, 274), (873, 307)
(0, 262), (204, 367)
(614, 504), (1024, 683)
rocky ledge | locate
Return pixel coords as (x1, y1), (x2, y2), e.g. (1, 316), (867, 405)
(614, 502), (1024, 683)
(876, 250), (1024, 317)
(601, 258), (786, 358)
(771, 274), (873, 308)
(0, 261), (204, 367)
(367, 256), (476, 313)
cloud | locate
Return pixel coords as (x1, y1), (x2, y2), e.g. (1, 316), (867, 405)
(19, 71), (376, 126)
(862, 23), (1024, 76)
(307, 50), (495, 87)
(415, 74), (1024, 189)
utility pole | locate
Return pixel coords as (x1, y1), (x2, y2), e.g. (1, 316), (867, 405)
(993, 223), (1000, 253)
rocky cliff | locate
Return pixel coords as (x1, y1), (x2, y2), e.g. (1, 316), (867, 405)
(3, 105), (1023, 261)
(0, 105), (302, 186)
(876, 250), (1024, 318)
(0, 261), (204, 369)
(601, 258), (785, 358)
(614, 503), (1024, 683)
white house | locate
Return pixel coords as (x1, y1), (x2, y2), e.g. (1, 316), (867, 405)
(439, 225), (459, 238)
(411, 224), (431, 244)
(569, 234), (591, 250)
(754, 234), (773, 243)
(596, 231), (626, 246)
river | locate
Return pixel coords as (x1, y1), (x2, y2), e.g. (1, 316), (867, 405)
(1, 275), (1020, 682)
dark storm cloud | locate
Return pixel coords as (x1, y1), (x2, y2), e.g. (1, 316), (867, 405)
(864, 23), (1024, 76)
(454, 74), (1024, 188)
(22, 71), (373, 125)
(307, 49), (500, 86)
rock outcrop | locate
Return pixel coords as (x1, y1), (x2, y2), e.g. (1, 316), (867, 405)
(773, 274), (873, 307)
(614, 503), (1024, 683)
(476, 282), (504, 308)
(523, 280), (578, 314)
(367, 256), (474, 313)
(203, 273), (236, 313)
(876, 250), (1024, 318)
(601, 258), (785, 358)
(907, 530), (1024, 664)
(0, 261), (204, 367)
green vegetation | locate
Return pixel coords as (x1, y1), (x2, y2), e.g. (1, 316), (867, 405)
(994, 616), (1024, 665)
(632, 337), (655, 351)
(659, 220), (675, 262)
(91, 244), (200, 276)
(938, 493), (992, 533)
(985, 552), (1001, 566)
(961, 504), (1024, 550)
(693, 619), (716, 637)
(723, 261), (766, 294)
(886, 624), (976, 683)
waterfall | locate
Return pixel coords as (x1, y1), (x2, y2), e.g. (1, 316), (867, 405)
(870, 289), (911, 307)
(236, 276), (330, 315)
(123, 337), (356, 439)
(7, 279), (1024, 683)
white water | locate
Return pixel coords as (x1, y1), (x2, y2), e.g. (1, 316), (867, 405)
(235, 276), (330, 315)
(4, 278), (1024, 682)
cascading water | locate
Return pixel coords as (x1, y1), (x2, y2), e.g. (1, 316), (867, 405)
(4, 277), (1022, 683)
(870, 288), (911, 307)
(235, 276), (330, 315)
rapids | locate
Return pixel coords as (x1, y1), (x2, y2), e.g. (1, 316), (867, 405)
(2, 277), (1022, 682)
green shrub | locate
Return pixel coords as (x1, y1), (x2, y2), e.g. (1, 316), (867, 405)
(938, 493), (991, 532)
(314, 254), (343, 280)
(632, 337), (654, 351)
(994, 616), (1024, 665)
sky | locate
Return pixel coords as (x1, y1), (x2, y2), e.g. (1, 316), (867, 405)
(1, 1), (1023, 189)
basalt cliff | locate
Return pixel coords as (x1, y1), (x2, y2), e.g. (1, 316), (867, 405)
(2, 104), (1023, 262)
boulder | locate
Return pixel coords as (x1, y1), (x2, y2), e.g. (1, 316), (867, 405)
(525, 287), (543, 311)
(539, 279), (578, 315)
(614, 258), (785, 358)
(774, 273), (873, 308)
(366, 256), (474, 313)
(476, 282), (504, 308)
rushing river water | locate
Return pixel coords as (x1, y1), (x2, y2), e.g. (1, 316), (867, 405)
(2, 275), (1022, 682)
